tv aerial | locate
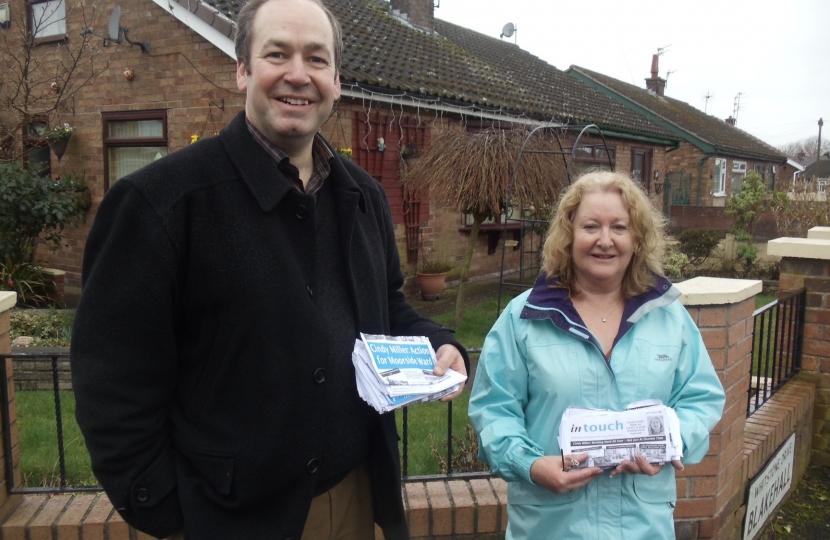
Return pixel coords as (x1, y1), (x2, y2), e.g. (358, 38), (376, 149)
(500, 22), (517, 44)
(83, 5), (151, 53)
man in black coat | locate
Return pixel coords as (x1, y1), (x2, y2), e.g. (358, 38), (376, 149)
(70, 0), (468, 538)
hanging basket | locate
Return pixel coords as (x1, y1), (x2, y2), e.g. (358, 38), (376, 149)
(48, 138), (70, 161)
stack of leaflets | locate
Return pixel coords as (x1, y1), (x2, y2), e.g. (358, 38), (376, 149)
(351, 333), (467, 413)
(558, 399), (683, 469)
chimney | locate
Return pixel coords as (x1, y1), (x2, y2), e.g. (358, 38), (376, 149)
(725, 117), (736, 126)
(389, 0), (434, 31)
(644, 54), (666, 96)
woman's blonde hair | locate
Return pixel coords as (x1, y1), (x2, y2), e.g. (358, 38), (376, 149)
(541, 170), (666, 298)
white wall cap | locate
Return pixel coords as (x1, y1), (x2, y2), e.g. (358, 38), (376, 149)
(40, 267), (65, 276)
(676, 277), (762, 306)
(807, 227), (830, 240)
(0, 292), (17, 314)
(767, 237), (830, 260)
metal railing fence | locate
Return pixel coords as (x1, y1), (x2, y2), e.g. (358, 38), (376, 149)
(399, 348), (494, 482)
(747, 289), (806, 415)
(0, 352), (99, 494)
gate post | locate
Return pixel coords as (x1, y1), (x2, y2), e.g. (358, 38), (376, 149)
(0, 292), (21, 514)
(768, 227), (830, 466)
(673, 277), (761, 539)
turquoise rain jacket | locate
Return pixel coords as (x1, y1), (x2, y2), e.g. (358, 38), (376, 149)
(469, 273), (725, 540)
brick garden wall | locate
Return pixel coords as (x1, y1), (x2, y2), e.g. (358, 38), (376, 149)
(0, 274), (823, 538)
(777, 253), (830, 467)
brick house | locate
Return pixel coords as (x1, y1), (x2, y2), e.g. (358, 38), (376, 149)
(3, 0), (688, 288)
(568, 57), (796, 235)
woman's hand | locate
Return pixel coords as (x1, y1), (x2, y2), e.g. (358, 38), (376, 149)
(610, 455), (684, 477)
(529, 453), (603, 494)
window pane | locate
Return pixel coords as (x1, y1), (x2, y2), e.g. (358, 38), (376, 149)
(27, 146), (51, 177)
(26, 124), (48, 138)
(632, 154), (644, 182)
(32, 0), (66, 38)
(109, 147), (167, 183)
(108, 120), (163, 139)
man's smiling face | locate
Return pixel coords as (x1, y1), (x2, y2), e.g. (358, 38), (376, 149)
(236, 0), (341, 153)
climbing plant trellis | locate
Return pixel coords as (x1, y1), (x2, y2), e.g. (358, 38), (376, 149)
(496, 124), (615, 314)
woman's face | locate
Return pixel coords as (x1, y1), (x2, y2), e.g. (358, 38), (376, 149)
(571, 190), (634, 291)
(650, 417), (662, 431)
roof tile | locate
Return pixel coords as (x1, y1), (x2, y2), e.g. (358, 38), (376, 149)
(199, 0), (676, 138)
(569, 65), (785, 162)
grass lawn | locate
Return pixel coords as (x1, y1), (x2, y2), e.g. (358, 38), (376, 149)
(10, 290), (788, 486)
(15, 390), (96, 487)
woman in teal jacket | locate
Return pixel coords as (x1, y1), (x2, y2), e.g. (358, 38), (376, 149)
(469, 171), (725, 539)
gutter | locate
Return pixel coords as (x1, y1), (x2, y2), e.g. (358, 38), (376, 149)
(579, 126), (681, 149)
(340, 84), (563, 128)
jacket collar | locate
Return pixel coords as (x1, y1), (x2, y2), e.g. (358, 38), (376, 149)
(521, 271), (680, 351)
(219, 112), (366, 213)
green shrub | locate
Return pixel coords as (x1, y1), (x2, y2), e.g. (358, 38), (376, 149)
(0, 259), (49, 307)
(663, 252), (690, 280)
(0, 162), (88, 265)
(677, 228), (721, 265)
(10, 309), (73, 346)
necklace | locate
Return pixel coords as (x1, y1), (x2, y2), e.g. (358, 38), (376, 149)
(577, 297), (623, 323)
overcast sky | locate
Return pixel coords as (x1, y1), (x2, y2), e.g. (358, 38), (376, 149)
(434, 0), (829, 152)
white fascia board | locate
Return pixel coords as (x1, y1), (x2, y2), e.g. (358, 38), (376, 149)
(339, 86), (560, 127)
(150, 0), (236, 59)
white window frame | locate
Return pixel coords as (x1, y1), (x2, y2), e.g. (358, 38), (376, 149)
(731, 161), (747, 193)
(29, 0), (66, 41)
(714, 158), (727, 196)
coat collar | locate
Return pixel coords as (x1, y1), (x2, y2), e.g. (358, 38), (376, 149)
(521, 271), (680, 353)
(219, 112), (366, 213)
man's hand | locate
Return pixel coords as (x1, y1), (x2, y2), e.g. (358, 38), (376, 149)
(433, 344), (466, 401)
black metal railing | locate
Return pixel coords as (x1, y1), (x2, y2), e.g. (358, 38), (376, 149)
(747, 289), (806, 416)
(3, 346), (494, 490)
(400, 348), (494, 482)
(0, 352), (100, 494)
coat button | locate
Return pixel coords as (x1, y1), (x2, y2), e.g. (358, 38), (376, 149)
(295, 205), (309, 220)
(136, 488), (150, 502)
(313, 368), (326, 384)
(306, 285), (313, 297)
(307, 459), (319, 474)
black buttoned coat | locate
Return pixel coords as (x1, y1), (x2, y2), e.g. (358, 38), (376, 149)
(70, 112), (468, 540)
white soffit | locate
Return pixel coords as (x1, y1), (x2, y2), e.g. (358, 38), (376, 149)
(151, 0), (236, 59)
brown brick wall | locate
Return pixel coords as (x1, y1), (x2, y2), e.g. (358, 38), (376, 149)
(780, 257), (830, 466)
(660, 143), (793, 210)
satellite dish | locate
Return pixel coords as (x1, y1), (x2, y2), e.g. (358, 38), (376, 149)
(108, 6), (122, 42)
(500, 22), (515, 39)
(81, 3), (150, 52)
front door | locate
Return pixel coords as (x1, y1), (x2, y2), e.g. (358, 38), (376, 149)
(631, 148), (653, 193)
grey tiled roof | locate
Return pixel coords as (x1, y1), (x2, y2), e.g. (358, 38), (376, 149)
(195, 0), (677, 140)
(568, 66), (786, 162)
(804, 159), (830, 179)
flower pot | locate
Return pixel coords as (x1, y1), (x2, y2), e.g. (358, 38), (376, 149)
(49, 138), (70, 161)
(416, 271), (447, 301)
